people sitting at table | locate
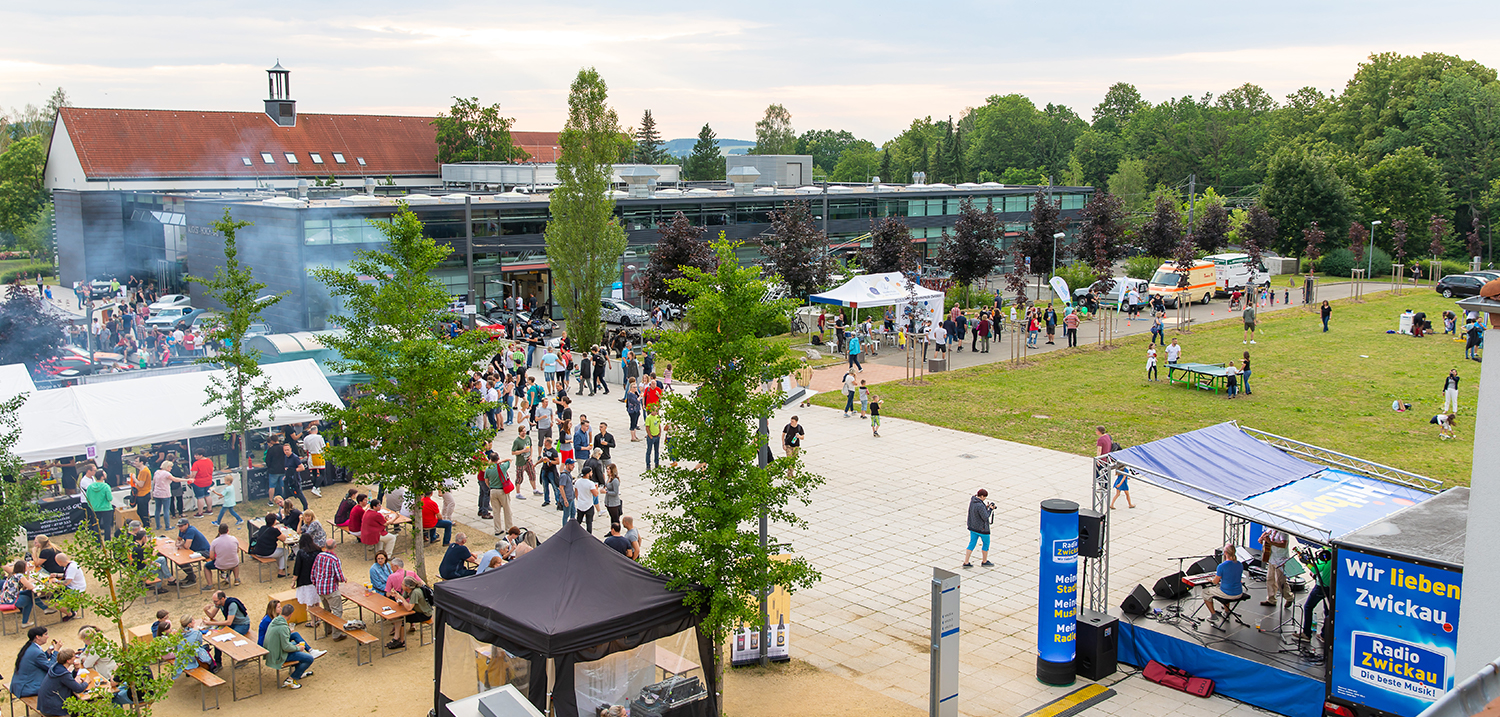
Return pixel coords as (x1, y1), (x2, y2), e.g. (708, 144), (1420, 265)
(359, 502), (397, 557)
(422, 493), (453, 546)
(438, 533), (476, 580)
(132, 531), (171, 595)
(32, 535), (62, 575)
(174, 617), (216, 676)
(368, 551), (393, 597)
(274, 497), (301, 537)
(206, 523), (241, 586)
(342, 495), (369, 541)
(250, 515), (289, 579)
(384, 558), (422, 597)
(388, 577), (433, 651)
(11, 626), (58, 697)
(173, 517), (211, 587)
(1, 560), (47, 626)
(36, 648), (88, 717)
(51, 554), (84, 621)
(151, 609), (172, 638)
(77, 625), (117, 680)
(257, 600), (318, 656)
(264, 603), (318, 690)
(476, 540), (506, 574)
(333, 489), (358, 528)
(203, 590), (253, 636)
(298, 510), (326, 547)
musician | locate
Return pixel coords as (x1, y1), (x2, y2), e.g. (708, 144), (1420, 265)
(1260, 528), (1293, 607)
(1201, 544), (1244, 619)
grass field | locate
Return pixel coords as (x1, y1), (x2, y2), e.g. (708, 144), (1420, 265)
(813, 290), (1481, 485)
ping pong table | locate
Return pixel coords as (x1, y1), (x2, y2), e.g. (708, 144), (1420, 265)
(1167, 362), (1230, 395)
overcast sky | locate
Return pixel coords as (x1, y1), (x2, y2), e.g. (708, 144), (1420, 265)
(4, 1), (1499, 144)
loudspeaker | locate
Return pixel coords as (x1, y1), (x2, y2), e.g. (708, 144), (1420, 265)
(1153, 572), (1191, 599)
(1078, 509), (1104, 559)
(1187, 556), (1218, 576)
(1120, 584), (1153, 616)
(1075, 609), (1119, 680)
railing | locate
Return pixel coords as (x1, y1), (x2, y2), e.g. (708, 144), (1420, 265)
(1238, 425), (1442, 494)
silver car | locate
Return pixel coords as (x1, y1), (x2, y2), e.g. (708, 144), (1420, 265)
(600, 298), (649, 326)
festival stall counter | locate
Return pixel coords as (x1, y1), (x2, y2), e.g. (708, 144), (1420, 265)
(1328, 487), (1468, 717)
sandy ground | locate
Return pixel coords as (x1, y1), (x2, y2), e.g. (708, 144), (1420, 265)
(4, 486), (901, 717)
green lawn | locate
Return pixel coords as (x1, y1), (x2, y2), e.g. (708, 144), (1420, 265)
(813, 290), (1479, 485)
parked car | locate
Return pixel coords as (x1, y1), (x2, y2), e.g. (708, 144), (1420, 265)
(37, 347), (126, 377)
(144, 306), (199, 328)
(485, 308), (556, 336)
(1073, 278), (1150, 310)
(1436, 274), (1486, 298)
(1463, 270), (1500, 283)
(653, 302), (684, 321)
(600, 297), (649, 326)
(147, 294), (192, 314)
(467, 315), (508, 341)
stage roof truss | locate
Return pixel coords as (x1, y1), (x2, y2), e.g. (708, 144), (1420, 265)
(1237, 425), (1441, 495)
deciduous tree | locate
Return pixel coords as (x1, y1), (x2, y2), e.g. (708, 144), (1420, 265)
(1348, 222), (1369, 265)
(0, 136), (47, 237)
(308, 205), (492, 581)
(545, 68), (630, 351)
(188, 209), (297, 490)
(1012, 190), (1068, 277)
(1138, 194), (1183, 260)
(936, 198), (1004, 301)
(0, 393), (50, 565)
(1429, 215), (1451, 259)
(753, 104), (796, 155)
(432, 97), (529, 164)
(1391, 219), (1409, 263)
(1195, 200), (1231, 254)
(0, 283), (65, 370)
(644, 238), (823, 712)
(859, 217), (919, 275)
(641, 211), (715, 307)
(1261, 145), (1359, 256)
(760, 201), (832, 300)
(1074, 192), (1130, 285)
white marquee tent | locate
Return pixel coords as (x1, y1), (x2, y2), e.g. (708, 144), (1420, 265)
(809, 272), (944, 329)
(1, 359), (344, 464)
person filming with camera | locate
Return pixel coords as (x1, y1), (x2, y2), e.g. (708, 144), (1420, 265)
(963, 489), (996, 569)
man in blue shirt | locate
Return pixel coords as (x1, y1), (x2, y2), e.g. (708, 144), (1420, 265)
(174, 517), (211, 586)
(1202, 543), (1244, 621)
(438, 533), (476, 580)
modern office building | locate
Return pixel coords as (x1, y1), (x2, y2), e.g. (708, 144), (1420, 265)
(42, 63), (1094, 332)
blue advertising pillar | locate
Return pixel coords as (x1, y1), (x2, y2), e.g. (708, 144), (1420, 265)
(1037, 499), (1080, 686)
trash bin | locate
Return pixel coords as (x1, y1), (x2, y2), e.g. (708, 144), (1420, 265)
(928, 357), (947, 373)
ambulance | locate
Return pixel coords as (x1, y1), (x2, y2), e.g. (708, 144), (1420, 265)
(1203, 253), (1270, 297)
(1147, 260), (1218, 308)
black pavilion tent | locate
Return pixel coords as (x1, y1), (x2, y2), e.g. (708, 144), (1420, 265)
(433, 521), (717, 717)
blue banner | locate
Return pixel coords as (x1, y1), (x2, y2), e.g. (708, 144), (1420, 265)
(1243, 469), (1429, 539)
(1331, 548), (1462, 717)
(1037, 500), (1079, 670)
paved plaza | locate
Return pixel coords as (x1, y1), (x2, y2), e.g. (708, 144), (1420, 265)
(459, 378), (1280, 717)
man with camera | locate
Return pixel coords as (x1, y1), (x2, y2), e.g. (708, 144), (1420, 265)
(963, 489), (995, 568)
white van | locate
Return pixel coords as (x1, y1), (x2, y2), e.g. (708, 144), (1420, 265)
(1203, 253), (1269, 296)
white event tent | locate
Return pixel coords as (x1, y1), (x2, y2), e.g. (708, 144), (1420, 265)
(2, 359), (344, 464)
(809, 272), (944, 329)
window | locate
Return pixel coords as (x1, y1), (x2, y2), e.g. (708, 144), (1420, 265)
(241, 157), (252, 166)
(260, 152), (275, 164)
(332, 153), (346, 164)
(310, 153), (324, 164)
(356, 157), (366, 166)
(284, 152), (299, 164)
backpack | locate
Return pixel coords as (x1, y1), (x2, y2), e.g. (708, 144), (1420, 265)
(414, 584), (435, 612)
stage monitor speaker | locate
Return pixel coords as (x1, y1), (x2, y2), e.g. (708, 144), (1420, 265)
(1153, 572), (1191, 600)
(1078, 509), (1104, 559)
(1187, 556), (1218, 576)
(1075, 609), (1118, 680)
(1120, 584), (1152, 616)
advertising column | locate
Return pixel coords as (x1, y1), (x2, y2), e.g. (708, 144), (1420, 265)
(1037, 499), (1079, 686)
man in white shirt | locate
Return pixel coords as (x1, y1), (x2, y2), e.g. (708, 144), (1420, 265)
(1260, 528), (1294, 607)
(302, 424), (327, 498)
(1165, 339), (1182, 365)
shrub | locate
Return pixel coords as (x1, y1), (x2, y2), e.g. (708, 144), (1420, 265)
(943, 283), (988, 312)
(758, 312), (791, 338)
(0, 263), (56, 284)
(1125, 255), (1162, 280)
(1051, 262), (1100, 297)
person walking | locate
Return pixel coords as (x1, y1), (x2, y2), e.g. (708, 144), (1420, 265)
(841, 370), (857, 417)
(1064, 309), (1080, 348)
(1146, 345), (1158, 382)
(1099, 426), (1133, 508)
(868, 392), (882, 437)
(1442, 369), (1461, 413)
(847, 332), (863, 371)
(1242, 302), (1258, 344)
(782, 416), (804, 458)
(1149, 314), (1164, 345)
(1165, 338), (1182, 366)
(962, 489), (994, 568)
(1319, 301), (1332, 332)
(510, 426), (536, 499)
(1044, 304), (1057, 345)
(486, 451), (513, 534)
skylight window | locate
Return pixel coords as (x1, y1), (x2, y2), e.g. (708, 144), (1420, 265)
(284, 152), (299, 164)
(241, 157), (252, 166)
(260, 152), (275, 164)
(356, 157), (366, 166)
(310, 153), (324, 164)
(332, 153), (346, 164)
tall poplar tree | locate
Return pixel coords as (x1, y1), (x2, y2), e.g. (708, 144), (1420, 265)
(545, 68), (630, 351)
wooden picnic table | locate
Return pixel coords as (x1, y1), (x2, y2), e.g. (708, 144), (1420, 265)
(203, 626), (267, 702)
(339, 583), (413, 658)
(154, 537), (204, 600)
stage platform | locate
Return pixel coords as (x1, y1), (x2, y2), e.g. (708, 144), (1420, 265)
(1117, 589), (1328, 717)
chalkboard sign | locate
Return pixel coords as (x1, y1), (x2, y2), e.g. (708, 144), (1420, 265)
(192, 433), (235, 457)
(24, 498), (87, 539)
(244, 468), (270, 502)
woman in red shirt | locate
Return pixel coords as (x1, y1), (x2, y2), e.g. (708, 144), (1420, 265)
(422, 494), (452, 546)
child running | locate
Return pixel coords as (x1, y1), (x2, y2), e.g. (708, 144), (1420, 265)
(869, 392), (882, 438)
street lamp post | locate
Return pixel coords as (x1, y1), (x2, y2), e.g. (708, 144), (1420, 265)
(1052, 232), (1065, 293)
(1368, 221), (1382, 275)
